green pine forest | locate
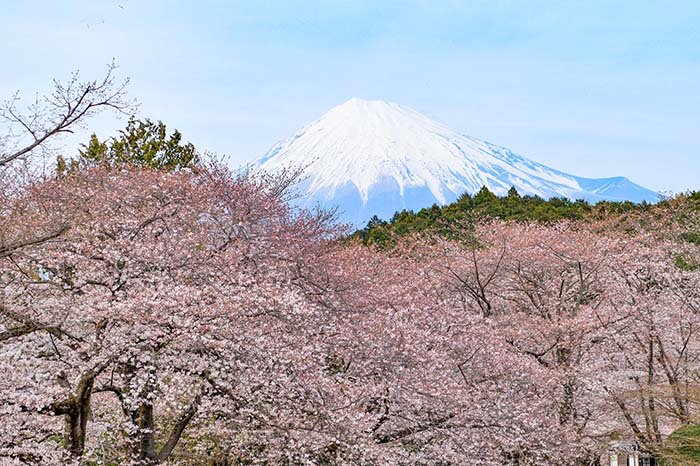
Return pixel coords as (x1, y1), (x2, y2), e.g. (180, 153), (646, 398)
(353, 185), (700, 250)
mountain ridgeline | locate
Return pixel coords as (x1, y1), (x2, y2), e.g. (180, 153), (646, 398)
(257, 98), (660, 227)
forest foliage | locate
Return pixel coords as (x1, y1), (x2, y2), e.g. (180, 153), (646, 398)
(354, 185), (700, 249)
(58, 118), (199, 173)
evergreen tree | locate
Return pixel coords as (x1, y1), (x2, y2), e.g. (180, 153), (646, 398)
(66, 118), (199, 172)
(507, 186), (521, 200)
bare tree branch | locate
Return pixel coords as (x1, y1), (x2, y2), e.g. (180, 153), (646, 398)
(0, 61), (136, 168)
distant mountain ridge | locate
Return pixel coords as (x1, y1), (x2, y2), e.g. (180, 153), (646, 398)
(257, 98), (659, 226)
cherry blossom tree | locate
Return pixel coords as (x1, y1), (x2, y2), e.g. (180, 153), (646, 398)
(0, 164), (341, 465)
(289, 235), (585, 464)
(1, 62), (134, 261)
(592, 236), (700, 455)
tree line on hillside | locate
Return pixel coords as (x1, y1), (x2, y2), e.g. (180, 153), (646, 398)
(354, 185), (700, 248)
(2, 70), (700, 466)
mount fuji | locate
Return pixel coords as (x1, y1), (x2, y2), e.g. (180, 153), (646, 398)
(256, 98), (659, 226)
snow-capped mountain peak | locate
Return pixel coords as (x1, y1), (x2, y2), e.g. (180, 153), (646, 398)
(257, 98), (658, 225)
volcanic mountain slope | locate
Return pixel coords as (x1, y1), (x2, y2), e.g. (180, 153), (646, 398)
(257, 98), (659, 226)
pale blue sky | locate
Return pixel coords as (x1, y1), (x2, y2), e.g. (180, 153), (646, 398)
(4, 1), (699, 193)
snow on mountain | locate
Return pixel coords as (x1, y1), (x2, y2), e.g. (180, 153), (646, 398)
(257, 98), (659, 226)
